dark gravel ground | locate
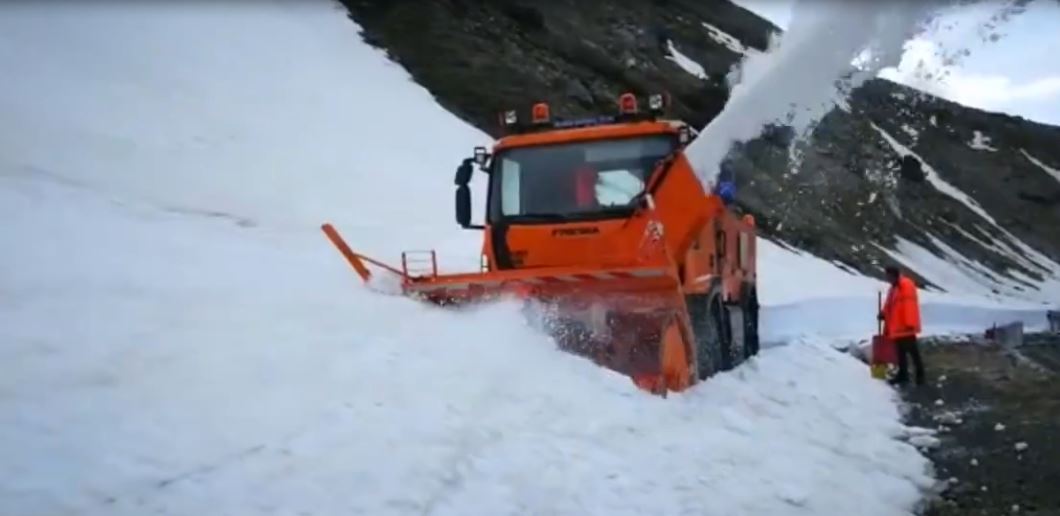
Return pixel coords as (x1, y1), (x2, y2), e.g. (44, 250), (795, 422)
(894, 332), (1060, 516)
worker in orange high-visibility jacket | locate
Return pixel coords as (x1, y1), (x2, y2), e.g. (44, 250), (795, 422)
(879, 265), (925, 385)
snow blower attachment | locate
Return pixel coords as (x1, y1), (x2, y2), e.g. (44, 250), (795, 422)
(322, 93), (760, 395)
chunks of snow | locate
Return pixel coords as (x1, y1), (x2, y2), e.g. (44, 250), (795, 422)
(666, 40), (707, 79)
(995, 423), (1007, 431)
(1014, 441), (1029, 452)
(930, 115), (938, 127)
(1020, 149), (1060, 184)
(909, 434), (942, 449)
(701, 21), (753, 55)
(935, 412), (962, 425)
(901, 123), (919, 141)
(968, 130), (998, 152)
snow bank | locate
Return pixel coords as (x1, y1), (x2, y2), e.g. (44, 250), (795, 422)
(765, 296), (1049, 344)
(757, 238), (883, 307)
(757, 236), (1053, 343)
(665, 40), (707, 79)
(0, 175), (936, 515)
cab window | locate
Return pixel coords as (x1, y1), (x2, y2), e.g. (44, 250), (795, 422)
(489, 134), (675, 221)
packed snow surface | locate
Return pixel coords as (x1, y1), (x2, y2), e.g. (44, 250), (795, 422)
(0, 2), (1051, 515)
(3, 173), (942, 516)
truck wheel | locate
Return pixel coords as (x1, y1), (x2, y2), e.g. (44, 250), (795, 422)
(687, 293), (722, 380)
(743, 287), (760, 358)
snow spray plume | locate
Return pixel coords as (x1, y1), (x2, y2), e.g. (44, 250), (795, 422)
(685, 0), (1027, 188)
(879, 0), (1033, 100)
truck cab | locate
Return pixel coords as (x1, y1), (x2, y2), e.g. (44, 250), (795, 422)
(447, 93), (759, 380)
(455, 94), (701, 273)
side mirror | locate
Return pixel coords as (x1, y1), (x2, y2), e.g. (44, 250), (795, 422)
(455, 184), (472, 228)
(454, 158), (474, 186)
(474, 146), (489, 167)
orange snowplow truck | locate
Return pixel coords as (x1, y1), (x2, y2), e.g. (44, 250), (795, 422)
(322, 93), (759, 396)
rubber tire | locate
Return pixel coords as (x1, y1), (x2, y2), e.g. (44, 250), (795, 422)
(688, 293), (723, 380)
(715, 296), (737, 371)
(743, 287), (760, 358)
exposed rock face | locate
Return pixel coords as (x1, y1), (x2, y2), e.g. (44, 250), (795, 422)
(337, 0), (1060, 298)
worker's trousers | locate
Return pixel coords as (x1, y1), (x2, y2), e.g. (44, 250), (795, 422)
(892, 335), (925, 385)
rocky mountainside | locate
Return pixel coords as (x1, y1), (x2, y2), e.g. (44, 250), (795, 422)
(336, 0), (1060, 300)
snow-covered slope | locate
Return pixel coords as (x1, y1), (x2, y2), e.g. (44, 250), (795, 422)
(0, 2), (489, 272)
(867, 123), (1060, 307)
(2, 171), (945, 515)
(1021, 149), (1060, 184)
(0, 2), (1048, 515)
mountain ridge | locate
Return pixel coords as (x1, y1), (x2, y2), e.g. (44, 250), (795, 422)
(336, 0), (1060, 303)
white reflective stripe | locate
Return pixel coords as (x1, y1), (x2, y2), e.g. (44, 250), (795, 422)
(408, 268), (666, 292)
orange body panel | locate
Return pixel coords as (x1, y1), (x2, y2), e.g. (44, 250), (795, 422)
(494, 120), (682, 151)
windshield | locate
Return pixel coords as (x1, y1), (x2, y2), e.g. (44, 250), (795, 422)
(488, 134), (676, 222)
